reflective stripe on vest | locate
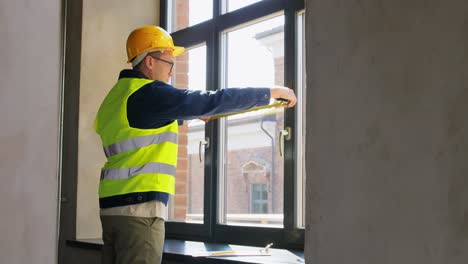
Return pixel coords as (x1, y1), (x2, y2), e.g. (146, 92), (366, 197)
(100, 162), (176, 180)
(103, 132), (178, 158)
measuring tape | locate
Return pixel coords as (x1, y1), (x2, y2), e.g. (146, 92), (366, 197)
(208, 100), (289, 120)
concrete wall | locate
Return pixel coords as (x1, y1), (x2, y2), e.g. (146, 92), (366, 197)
(304, 0), (468, 263)
(77, 0), (160, 239)
(0, 0), (62, 263)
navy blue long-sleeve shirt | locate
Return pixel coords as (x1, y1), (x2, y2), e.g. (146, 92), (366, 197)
(121, 69), (271, 129)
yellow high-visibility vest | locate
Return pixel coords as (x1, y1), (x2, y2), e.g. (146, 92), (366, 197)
(94, 77), (178, 207)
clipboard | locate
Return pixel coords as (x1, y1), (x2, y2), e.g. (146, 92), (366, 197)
(192, 243), (274, 258)
(192, 250), (271, 257)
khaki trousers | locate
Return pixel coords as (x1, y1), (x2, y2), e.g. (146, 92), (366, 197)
(100, 215), (165, 264)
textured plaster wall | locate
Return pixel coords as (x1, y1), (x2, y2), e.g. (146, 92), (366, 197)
(0, 0), (62, 263)
(305, 0), (468, 263)
(77, 0), (160, 239)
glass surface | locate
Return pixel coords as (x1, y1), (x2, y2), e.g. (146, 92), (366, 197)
(219, 15), (285, 228)
(296, 11), (306, 229)
(168, 0), (213, 33)
(251, 184), (268, 214)
(223, 0), (263, 13)
(168, 45), (207, 223)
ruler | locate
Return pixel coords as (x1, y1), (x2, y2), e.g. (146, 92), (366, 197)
(208, 100), (289, 120)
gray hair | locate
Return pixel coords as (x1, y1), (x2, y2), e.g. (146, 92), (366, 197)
(131, 49), (165, 68)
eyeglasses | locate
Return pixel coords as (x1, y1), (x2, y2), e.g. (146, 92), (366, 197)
(150, 56), (174, 72)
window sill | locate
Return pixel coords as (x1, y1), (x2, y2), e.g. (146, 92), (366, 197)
(66, 238), (304, 264)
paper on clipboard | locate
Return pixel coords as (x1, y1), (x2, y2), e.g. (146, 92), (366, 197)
(192, 250), (271, 257)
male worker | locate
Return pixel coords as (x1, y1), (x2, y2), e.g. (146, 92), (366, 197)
(95, 25), (297, 264)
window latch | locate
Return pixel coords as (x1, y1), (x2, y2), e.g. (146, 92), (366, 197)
(279, 127), (291, 157)
(199, 137), (210, 162)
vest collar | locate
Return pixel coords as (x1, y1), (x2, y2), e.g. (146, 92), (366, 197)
(118, 69), (149, 80)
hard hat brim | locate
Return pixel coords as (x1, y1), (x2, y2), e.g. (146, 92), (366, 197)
(172, 46), (185, 57)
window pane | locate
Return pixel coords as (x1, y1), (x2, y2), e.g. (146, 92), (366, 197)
(168, 0), (213, 33)
(220, 15), (285, 228)
(296, 11), (306, 229)
(251, 184), (268, 214)
(168, 45), (207, 223)
(223, 0), (263, 13)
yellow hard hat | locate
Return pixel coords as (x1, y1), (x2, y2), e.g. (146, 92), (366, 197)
(126, 25), (185, 63)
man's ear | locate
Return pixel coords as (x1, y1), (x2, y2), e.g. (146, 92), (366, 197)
(144, 56), (154, 70)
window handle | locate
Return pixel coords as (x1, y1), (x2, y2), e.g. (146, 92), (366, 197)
(279, 127), (291, 157)
(199, 137), (209, 163)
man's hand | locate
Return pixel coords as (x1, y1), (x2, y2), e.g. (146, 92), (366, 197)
(270, 86), (297, 108)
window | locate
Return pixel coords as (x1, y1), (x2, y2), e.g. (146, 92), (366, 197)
(168, 45), (207, 224)
(296, 10), (306, 229)
(251, 183), (268, 214)
(162, 0), (305, 248)
(219, 15), (285, 228)
(222, 0), (263, 13)
(167, 0), (213, 32)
